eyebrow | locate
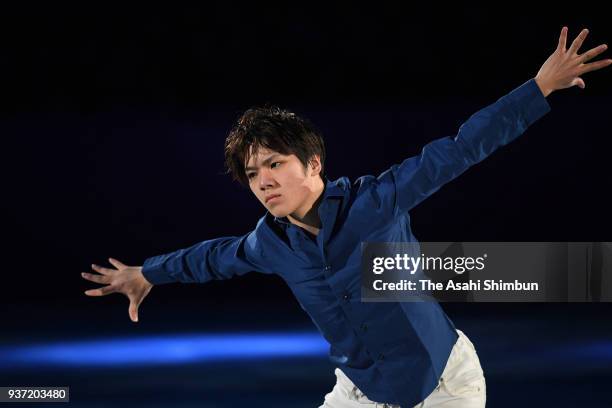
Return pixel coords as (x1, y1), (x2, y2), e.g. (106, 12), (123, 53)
(245, 154), (282, 172)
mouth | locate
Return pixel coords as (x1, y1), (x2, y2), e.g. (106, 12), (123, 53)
(265, 194), (281, 203)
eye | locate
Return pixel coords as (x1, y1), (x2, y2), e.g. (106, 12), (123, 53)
(271, 162), (281, 169)
(246, 172), (256, 180)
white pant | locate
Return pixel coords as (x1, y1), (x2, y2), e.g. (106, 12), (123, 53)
(320, 330), (486, 408)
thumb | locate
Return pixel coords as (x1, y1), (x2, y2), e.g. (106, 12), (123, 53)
(109, 257), (128, 270)
(129, 300), (139, 323)
(571, 77), (585, 89)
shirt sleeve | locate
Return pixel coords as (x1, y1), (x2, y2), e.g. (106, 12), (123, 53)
(141, 230), (269, 285)
(375, 78), (551, 214)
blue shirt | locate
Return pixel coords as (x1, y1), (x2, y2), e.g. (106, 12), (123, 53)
(143, 78), (550, 406)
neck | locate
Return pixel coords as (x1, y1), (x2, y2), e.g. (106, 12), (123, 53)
(287, 177), (325, 234)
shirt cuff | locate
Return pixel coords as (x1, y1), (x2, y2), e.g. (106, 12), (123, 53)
(142, 255), (176, 285)
(508, 78), (552, 127)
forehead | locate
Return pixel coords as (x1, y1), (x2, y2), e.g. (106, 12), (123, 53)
(245, 146), (283, 167)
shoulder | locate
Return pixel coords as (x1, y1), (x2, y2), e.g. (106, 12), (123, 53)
(351, 173), (393, 197)
(327, 175), (376, 196)
(253, 215), (272, 240)
(332, 174), (393, 214)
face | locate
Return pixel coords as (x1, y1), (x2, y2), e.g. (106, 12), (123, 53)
(245, 147), (321, 218)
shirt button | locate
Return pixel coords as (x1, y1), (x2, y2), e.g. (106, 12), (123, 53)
(342, 293), (350, 300)
(360, 323), (368, 332)
(378, 353), (385, 361)
(324, 265), (331, 272)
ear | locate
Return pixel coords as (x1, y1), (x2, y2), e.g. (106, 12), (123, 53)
(308, 155), (322, 177)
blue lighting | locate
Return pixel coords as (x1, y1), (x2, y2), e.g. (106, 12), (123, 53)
(562, 341), (612, 360)
(0, 332), (328, 369)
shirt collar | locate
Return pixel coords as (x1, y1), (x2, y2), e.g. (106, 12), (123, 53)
(272, 176), (347, 225)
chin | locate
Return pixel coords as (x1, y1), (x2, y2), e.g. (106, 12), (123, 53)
(269, 208), (289, 218)
(267, 205), (292, 218)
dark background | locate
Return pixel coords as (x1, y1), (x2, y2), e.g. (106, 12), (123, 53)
(1, 4), (611, 407)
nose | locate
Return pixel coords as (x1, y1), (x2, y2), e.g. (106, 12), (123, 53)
(259, 168), (276, 190)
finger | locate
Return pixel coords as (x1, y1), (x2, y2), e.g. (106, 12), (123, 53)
(91, 263), (115, 275)
(568, 28), (589, 55)
(108, 257), (128, 270)
(557, 26), (568, 51)
(579, 44), (608, 63)
(129, 300), (139, 322)
(84, 285), (116, 296)
(81, 272), (112, 284)
(580, 58), (612, 74)
(571, 77), (585, 89)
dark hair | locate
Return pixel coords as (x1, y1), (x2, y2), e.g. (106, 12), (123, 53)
(224, 105), (326, 186)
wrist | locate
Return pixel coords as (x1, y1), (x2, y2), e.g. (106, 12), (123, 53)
(534, 77), (553, 98)
(136, 266), (153, 286)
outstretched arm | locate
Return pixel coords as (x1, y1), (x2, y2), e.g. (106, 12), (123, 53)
(82, 228), (270, 322)
(373, 27), (610, 215)
(535, 27), (611, 97)
(141, 231), (269, 284)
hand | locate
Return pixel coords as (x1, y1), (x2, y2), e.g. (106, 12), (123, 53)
(535, 27), (612, 97)
(82, 258), (153, 322)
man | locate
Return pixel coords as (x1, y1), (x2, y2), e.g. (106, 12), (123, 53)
(82, 27), (610, 407)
